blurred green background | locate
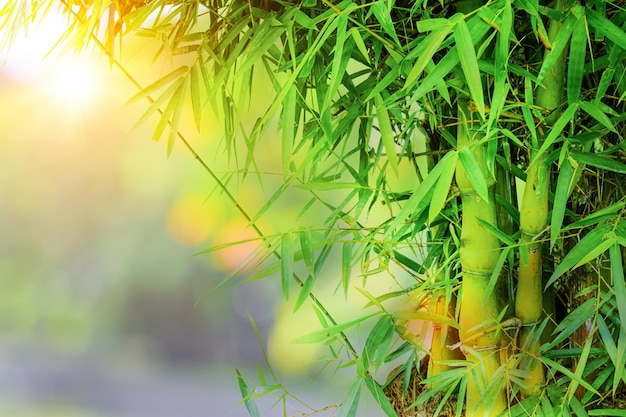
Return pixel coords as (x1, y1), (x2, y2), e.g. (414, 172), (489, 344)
(0, 10), (366, 417)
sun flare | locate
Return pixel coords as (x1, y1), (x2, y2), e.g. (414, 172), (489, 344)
(46, 61), (101, 107)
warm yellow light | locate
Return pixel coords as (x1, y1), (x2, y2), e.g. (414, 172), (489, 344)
(45, 60), (101, 107)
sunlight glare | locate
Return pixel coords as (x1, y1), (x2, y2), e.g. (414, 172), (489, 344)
(46, 60), (101, 107)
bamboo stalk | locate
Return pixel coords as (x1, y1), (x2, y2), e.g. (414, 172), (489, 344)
(427, 270), (463, 388)
(515, 0), (567, 396)
(456, 101), (507, 416)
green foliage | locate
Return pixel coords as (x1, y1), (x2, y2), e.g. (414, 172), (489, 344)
(3, 0), (626, 415)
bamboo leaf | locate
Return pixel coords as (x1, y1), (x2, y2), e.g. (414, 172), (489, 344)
(166, 77), (187, 156)
(127, 66), (189, 104)
(539, 356), (599, 396)
(404, 26), (451, 89)
(374, 94), (399, 175)
(363, 375), (398, 417)
(294, 274), (315, 312)
(610, 243), (626, 336)
(350, 27), (369, 63)
(534, 103), (579, 163)
(370, 0), (400, 46)
(459, 146), (489, 202)
(342, 240), (353, 299)
(586, 8), (626, 47)
(476, 218), (516, 247)
(293, 313), (376, 344)
(568, 201), (625, 229)
(337, 378), (362, 417)
(364, 315), (395, 371)
(281, 231), (294, 300)
(547, 223), (614, 287)
(567, 18), (587, 105)
(281, 85), (297, 177)
(570, 149), (626, 174)
(454, 18), (485, 120)
(428, 151), (458, 224)
(299, 228), (315, 272)
(484, 248), (510, 305)
(236, 370), (261, 417)
(323, 6), (351, 113)
(189, 63), (202, 130)
(395, 309), (460, 329)
(567, 335), (594, 404)
(385, 151), (456, 237)
(551, 153), (575, 248)
(580, 100), (618, 133)
(537, 14), (576, 84)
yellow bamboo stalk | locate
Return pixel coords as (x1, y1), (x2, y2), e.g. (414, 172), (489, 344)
(427, 283), (463, 387)
(516, 154), (549, 396)
(515, 0), (567, 396)
(456, 102), (507, 416)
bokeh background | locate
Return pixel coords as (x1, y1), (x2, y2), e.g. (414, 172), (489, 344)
(0, 6), (387, 417)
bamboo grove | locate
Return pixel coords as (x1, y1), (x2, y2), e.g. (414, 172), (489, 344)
(3, 0), (626, 415)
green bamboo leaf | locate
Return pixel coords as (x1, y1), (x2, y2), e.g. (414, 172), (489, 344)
(537, 14), (576, 84)
(394, 310), (460, 329)
(454, 19), (485, 120)
(294, 274), (314, 312)
(342, 240), (353, 299)
(298, 182), (369, 191)
(127, 66), (189, 104)
(404, 27), (451, 89)
(364, 315), (395, 371)
(189, 63), (202, 130)
(573, 236), (614, 270)
(128, 78), (184, 133)
(484, 247), (511, 305)
(299, 228), (315, 272)
(418, 18), (452, 32)
(534, 103), (579, 163)
(476, 218), (516, 247)
(166, 77), (187, 156)
(580, 101), (618, 133)
(567, 18), (587, 105)
(236, 370), (261, 417)
(547, 223), (613, 287)
(567, 336), (594, 404)
(374, 94), (399, 175)
(363, 375), (398, 417)
(323, 7), (351, 113)
(568, 201), (625, 229)
(370, 0), (400, 46)
(350, 27), (369, 63)
(458, 146), (489, 202)
(551, 154), (575, 248)
(385, 151), (456, 237)
(586, 8), (626, 47)
(610, 243), (626, 336)
(281, 85), (297, 177)
(588, 410), (626, 416)
(152, 86), (179, 143)
(539, 356), (600, 397)
(281, 231), (294, 300)
(337, 378), (362, 417)
(293, 313), (376, 344)
(428, 151), (458, 224)
(570, 149), (626, 174)
(613, 327), (626, 396)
